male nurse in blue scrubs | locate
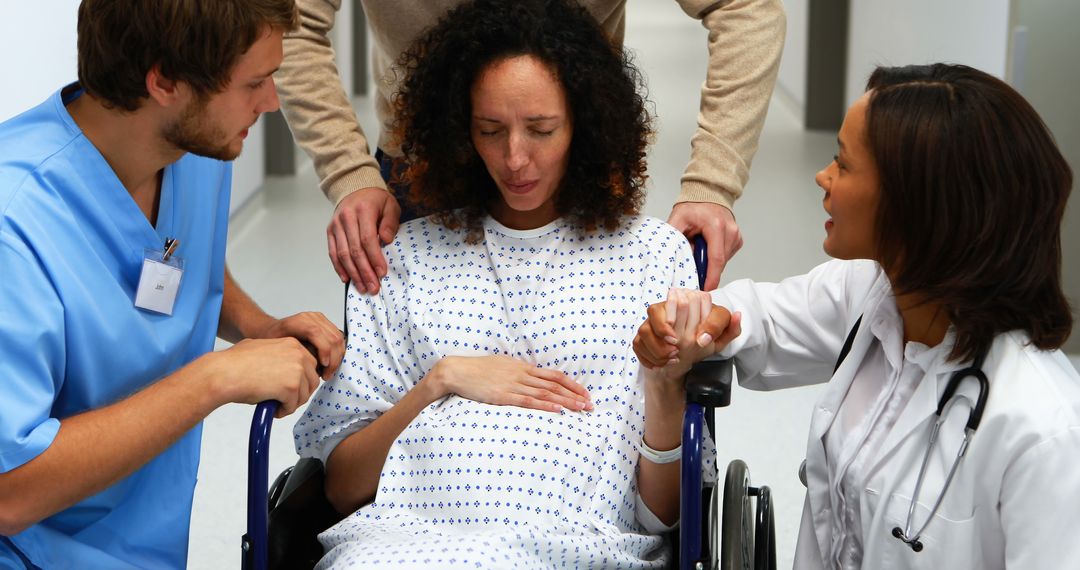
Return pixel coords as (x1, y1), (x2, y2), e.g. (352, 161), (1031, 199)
(0, 1), (346, 567)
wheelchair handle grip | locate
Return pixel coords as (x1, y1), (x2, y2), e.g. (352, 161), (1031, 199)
(686, 359), (733, 408)
(693, 235), (707, 291)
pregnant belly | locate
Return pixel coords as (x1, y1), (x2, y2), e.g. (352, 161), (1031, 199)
(368, 396), (641, 533)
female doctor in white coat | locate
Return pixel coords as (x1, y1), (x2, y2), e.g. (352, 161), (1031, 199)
(633, 63), (1080, 569)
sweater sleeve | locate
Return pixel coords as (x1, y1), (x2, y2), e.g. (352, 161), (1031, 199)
(276, 0), (388, 206)
(674, 0), (786, 209)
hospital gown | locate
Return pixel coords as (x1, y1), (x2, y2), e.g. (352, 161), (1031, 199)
(294, 213), (714, 569)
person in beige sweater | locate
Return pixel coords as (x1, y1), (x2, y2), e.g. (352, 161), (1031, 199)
(276, 0), (785, 295)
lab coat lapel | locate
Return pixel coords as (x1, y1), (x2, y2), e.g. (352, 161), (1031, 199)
(804, 322), (875, 565)
(808, 279), (890, 442)
(809, 323), (873, 440)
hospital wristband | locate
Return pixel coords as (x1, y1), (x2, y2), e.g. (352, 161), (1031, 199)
(638, 438), (682, 464)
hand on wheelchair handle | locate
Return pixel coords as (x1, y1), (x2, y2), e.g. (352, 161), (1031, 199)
(301, 340), (328, 378)
(667, 202), (743, 291)
(252, 342), (325, 420)
(249, 312), (346, 380)
(204, 337), (321, 418)
(256, 399), (281, 419)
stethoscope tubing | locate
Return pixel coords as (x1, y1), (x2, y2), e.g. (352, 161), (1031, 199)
(892, 351), (990, 552)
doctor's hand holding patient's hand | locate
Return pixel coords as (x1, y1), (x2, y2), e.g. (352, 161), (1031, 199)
(634, 288), (741, 382)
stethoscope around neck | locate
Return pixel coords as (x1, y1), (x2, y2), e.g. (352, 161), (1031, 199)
(890, 348), (991, 552)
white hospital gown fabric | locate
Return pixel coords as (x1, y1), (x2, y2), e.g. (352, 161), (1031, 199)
(294, 214), (713, 569)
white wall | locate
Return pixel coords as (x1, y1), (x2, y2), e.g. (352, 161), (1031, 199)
(774, 0), (808, 114)
(845, 0), (1011, 108)
(230, 124), (266, 213)
(1009, 0), (1080, 353)
(0, 3), (265, 214)
(0, 3), (80, 123)
(334, 0), (355, 101)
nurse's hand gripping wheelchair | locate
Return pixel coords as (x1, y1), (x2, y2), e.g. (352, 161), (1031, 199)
(241, 237), (776, 570)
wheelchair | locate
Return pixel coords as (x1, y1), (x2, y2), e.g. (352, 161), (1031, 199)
(241, 237), (776, 570)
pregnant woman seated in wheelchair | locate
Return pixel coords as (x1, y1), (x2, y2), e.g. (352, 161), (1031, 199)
(291, 0), (718, 567)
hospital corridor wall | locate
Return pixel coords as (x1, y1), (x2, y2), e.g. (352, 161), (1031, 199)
(0, 1), (268, 215)
(1, 2), (1078, 569)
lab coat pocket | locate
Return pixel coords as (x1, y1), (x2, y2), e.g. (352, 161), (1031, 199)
(867, 489), (980, 569)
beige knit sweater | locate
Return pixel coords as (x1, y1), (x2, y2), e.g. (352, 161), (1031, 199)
(275, 0), (785, 210)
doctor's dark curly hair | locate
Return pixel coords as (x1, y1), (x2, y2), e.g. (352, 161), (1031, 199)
(391, 0), (652, 240)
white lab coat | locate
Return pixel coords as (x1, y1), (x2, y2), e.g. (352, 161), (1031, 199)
(712, 259), (1080, 569)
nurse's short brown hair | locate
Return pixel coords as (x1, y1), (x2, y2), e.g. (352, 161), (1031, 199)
(866, 64), (1073, 362)
(76, 0), (298, 111)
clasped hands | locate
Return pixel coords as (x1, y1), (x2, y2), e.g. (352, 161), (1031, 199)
(633, 288), (742, 383)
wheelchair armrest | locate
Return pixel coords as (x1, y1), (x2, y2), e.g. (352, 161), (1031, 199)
(267, 457), (343, 570)
(685, 358), (732, 408)
(271, 457), (322, 509)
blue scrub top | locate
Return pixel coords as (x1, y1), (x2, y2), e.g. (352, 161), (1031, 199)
(0, 86), (231, 568)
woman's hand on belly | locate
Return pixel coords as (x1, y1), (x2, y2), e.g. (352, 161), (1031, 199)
(423, 355), (593, 413)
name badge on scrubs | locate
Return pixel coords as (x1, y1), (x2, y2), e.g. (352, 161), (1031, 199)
(135, 239), (184, 315)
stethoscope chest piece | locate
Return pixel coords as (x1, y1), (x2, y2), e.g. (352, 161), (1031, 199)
(892, 526), (924, 552)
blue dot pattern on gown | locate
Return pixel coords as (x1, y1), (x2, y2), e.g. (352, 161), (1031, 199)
(294, 213), (716, 569)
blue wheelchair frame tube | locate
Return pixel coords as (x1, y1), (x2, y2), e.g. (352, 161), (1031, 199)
(679, 236), (709, 568)
(243, 400), (279, 570)
(681, 402), (707, 566)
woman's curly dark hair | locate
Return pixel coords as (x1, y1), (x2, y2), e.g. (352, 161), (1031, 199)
(391, 0), (652, 241)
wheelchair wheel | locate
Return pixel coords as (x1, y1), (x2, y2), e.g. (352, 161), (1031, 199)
(721, 460), (754, 570)
(708, 483), (720, 570)
(753, 486), (775, 570)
